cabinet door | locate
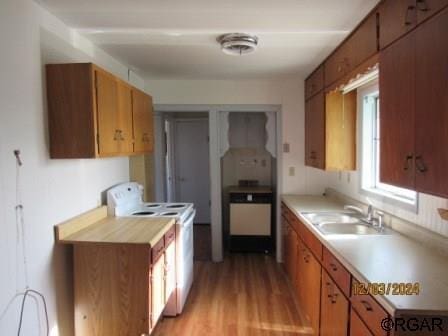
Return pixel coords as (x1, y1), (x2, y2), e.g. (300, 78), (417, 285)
(325, 90), (356, 171)
(306, 92), (325, 169)
(151, 255), (165, 326)
(345, 12), (378, 72)
(320, 271), (349, 336)
(325, 43), (350, 87)
(285, 224), (298, 282)
(95, 70), (120, 156)
(132, 89), (154, 153)
(379, 32), (416, 189)
(350, 309), (373, 336)
(305, 66), (324, 99)
(417, 0), (448, 23)
(415, 7), (448, 197)
(164, 241), (176, 302)
(117, 82), (134, 154)
(379, 0), (417, 49)
(303, 246), (322, 336)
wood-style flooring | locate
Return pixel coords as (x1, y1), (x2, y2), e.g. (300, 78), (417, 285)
(153, 253), (312, 336)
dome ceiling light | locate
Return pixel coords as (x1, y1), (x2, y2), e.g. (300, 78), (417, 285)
(217, 33), (259, 56)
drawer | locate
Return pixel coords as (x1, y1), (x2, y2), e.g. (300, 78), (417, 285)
(151, 237), (165, 264)
(322, 247), (351, 297)
(351, 279), (389, 336)
(350, 308), (374, 336)
(164, 225), (176, 245)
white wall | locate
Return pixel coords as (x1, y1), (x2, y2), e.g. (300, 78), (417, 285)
(0, 1), (145, 335)
(145, 79), (330, 195)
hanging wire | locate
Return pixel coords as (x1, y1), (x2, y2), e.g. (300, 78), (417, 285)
(0, 150), (50, 335)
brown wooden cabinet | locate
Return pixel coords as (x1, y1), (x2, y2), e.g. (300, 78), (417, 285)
(320, 270), (349, 336)
(379, 31), (416, 190)
(379, 0), (417, 49)
(414, 7), (448, 197)
(305, 91), (325, 169)
(284, 221), (299, 282)
(325, 12), (378, 88)
(380, 7), (448, 198)
(350, 309), (374, 336)
(305, 65), (324, 100)
(300, 244), (322, 336)
(132, 88), (154, 153)
(46, 63), (154, 158)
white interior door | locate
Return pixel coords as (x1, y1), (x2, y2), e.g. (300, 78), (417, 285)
(173, 118), (210, 223)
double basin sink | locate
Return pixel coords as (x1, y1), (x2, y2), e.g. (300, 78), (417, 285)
(302, 212), (390, 236)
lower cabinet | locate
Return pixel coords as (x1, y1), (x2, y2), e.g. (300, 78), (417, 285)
(151, 254), (166, 326)
(299, 244), (322, 336)
(350, 308), (373, 336)
(320, 270), (349, 336)
(283, 217), (299, 282)
(73, 226), (176, 336)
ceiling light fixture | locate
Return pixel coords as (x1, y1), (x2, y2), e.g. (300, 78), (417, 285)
(217, 33), (258, 56)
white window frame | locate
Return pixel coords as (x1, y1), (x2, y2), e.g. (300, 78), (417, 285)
(358, 82), (418, 213)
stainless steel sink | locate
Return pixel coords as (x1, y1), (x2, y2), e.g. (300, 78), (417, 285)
(302, 212), (361, 225)
(301, 212), (390, 235)
(317, 223), (383, 235)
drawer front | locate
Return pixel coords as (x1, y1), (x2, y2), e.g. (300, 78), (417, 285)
(351, 280), (389, 336)
(323, 247), (351, 297)
(305, 65), (324, 99)
(151, 237), (165, 264)
(164, 226), (176, 245)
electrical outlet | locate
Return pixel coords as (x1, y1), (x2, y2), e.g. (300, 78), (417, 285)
(283, 143), (290, 153)
(289, 166), (295, 176)
(347, 172), (351, 183)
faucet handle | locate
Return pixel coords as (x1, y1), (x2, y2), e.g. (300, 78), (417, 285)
(375, 210), (385, 229)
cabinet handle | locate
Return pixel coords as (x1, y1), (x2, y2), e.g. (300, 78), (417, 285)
(331, 293), (338, 304)
(403, 154), (414, 171)
(113, 129), (120, 141)
(119, 130), (125, 141)
(360, 300), (373, 312)
(329, 263), (338, 272)
(405, 5), (416, 25)
(416, 0), (429, 11)
(415, 155), (428, 173)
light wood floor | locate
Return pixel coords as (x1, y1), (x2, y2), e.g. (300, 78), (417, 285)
(153, 253), (312, 336)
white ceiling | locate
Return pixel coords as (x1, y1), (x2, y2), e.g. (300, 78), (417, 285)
(37, 0), (379, 80)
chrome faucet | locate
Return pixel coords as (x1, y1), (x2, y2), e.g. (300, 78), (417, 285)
(344, 204), (374, 224)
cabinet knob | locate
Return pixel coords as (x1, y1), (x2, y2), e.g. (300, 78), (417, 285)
(403, 154), (414, 171)
(415, 155), (428, 173)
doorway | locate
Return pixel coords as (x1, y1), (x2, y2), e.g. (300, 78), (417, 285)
(165, 113), (212, 260)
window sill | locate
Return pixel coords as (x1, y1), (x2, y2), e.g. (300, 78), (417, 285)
(360, 187), (418, 214)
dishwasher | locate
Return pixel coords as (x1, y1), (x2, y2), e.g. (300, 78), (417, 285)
(229, 187), (273, 253)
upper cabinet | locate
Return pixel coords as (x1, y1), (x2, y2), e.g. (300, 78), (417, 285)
(379, 0), (417, 49)
(132, 88), (154, 154)
(46, 63), (154, 158)
(305, 90), (356, 171)
(305, 66), (324, 100)
(380, 7), (448, 198)
(379, 0), (448, 49)
(325, 11), (378, 88)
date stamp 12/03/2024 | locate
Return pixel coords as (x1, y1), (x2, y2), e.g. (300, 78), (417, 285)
(353, 282), (421, 296)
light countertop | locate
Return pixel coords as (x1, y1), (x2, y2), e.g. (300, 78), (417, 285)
(59, 216), (175, 247)
(282, 194), (448, 317)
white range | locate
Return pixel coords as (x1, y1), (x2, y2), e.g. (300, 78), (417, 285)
(107, 182), (195, 316)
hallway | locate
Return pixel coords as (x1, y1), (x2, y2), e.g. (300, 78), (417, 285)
(154, 254), (311, 336)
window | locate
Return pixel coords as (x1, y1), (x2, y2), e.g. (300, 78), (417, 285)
(360, 83), (417, 209)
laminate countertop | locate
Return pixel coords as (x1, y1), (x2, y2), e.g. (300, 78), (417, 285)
(282, 194), (448, 317)
(58, 216), (175, 247)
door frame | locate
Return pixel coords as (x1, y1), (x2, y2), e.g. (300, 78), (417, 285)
(166, 117), (210, 214)
(154, 104), (282, 263)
